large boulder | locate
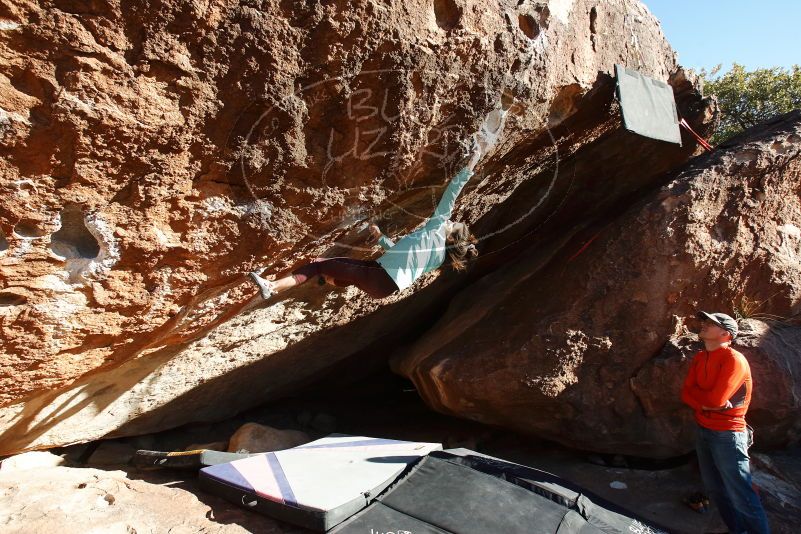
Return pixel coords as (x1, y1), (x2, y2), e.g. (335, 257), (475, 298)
(0, 0), (709, 454)
(394, 112), (801, 458)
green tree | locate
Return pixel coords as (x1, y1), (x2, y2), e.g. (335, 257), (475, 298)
(700, 63), (801, 144)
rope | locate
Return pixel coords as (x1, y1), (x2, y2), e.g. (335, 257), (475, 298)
(567, 231), (602, 263)
(679, 118), (715, 152)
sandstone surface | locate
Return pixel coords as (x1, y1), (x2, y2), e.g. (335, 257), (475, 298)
(0, 464), (303, 533)
(1, 0), (712, 454)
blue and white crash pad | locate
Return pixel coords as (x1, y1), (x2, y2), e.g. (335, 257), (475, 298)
(198, 434), (442, 531)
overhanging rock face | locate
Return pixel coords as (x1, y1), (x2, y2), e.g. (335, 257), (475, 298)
(394, 112), (801, 458)
(1, 0), (709, 454)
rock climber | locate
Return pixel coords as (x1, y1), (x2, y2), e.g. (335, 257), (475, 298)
(681, 311), (770, 534)
(248, 108), (508, 301)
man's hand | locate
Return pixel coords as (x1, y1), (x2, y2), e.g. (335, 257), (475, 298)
(702, 400), (733, 411)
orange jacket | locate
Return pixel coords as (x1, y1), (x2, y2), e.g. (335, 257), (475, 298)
(681, 345), (752, 431)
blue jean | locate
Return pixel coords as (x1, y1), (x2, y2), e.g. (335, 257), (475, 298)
(696, 425), (770, 534)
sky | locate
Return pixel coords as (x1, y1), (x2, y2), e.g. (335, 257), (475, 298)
(644, 0), (800, 74)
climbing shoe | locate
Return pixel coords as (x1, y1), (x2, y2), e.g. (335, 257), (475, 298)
(248, 272), (275, 300)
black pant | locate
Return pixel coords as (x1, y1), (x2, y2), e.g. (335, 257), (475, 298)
(292, 257), (399, 299)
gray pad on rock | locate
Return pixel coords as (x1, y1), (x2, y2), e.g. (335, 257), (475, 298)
(615, 64), (682, 145)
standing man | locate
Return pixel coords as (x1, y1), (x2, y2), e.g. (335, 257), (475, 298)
(681, 311), (770, 534)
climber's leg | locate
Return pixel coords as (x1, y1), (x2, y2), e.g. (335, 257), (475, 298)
(292, 257), (398, 299)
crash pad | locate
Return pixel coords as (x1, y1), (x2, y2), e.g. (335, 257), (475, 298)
(332, 449), (668, 534)
(615, 64), (682, 145)
(198, 434), (441, 531)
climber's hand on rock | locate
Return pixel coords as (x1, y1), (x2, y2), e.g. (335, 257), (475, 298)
(466, 134), (482, 170)
(471, 107), (509, 166)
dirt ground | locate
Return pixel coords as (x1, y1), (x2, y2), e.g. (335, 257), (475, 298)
(12, 376), (798, 533)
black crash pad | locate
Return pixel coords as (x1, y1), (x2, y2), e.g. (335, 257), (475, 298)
(332, 449), (668, 534)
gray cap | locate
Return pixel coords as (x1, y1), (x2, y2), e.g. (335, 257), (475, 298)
(697, 311), (739, 339)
